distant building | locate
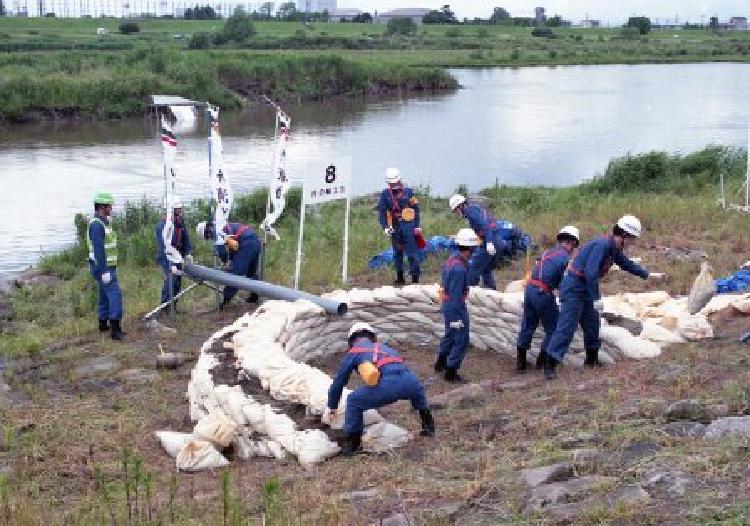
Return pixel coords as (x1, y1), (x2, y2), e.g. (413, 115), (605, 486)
(534, 7), (546, 24)
(331, 8), (362, 22)
(728, 16), (748, 30)
(580, 19), (600, 28)
(297, 0), (336, 14)
(376, 8), (432, 25)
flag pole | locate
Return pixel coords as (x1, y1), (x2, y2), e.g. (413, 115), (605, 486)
(294, 167), (307, 291)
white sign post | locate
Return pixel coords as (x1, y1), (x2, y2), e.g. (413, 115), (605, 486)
(294, 157), (352, 290)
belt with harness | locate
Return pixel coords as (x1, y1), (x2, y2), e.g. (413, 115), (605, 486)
(349, 343), (404, 386)
(528, 248), (567, 294)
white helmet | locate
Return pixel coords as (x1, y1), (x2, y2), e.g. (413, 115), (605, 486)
(557, 225), (580, 242)
(172, 198), (183, 209)
(616, 215), (642, 237)
(455, 228), (480, 247)
(449, 194), (466, 211)
(196, 221), (207, 239)
(385, 167), (401, 185)
(348, 321), (376, 339)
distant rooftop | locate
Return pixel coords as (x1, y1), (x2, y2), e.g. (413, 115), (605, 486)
(379, 8), (432, 17)
(331, 8), (362, 16)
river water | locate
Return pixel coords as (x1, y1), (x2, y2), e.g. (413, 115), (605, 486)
(1, 63), (749, 278)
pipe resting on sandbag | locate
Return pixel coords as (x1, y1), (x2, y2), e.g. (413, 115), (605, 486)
(183, 262), (348, 316)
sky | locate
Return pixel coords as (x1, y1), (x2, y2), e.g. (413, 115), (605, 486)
(337, 1), (749, 25)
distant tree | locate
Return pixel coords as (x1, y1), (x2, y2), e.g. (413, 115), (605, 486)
(386, 17), (417, 36)
(626, 16), (651, 35)
(44, 12), (56, 17)
(531, 26), (555, 38)
(185, 5), (219, 20)
(221, 7), (256, 42)
(489, 7), (510, 24)
(352, 12), (372, 23)
(259, 2), (273, 20)
(0, 1), (4, 16)
(118, 21), (140, 34)
(511, 17), (534, 27)
(546, 14), (562, 27)
(277, 2), (298, 21)
(188, 32), (212, 49)
(709, 16), (719, 29)
(423, 4), (457, 24)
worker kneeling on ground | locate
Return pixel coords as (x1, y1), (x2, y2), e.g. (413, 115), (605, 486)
(435, 228), (480, 383)
(543, 215), (662, 380)
(87, 191), (126, 341)
(323, 322), (435, 457)
(196, 221), (261, 309)
(449, 194), (504, 290)
(155, 198), (192, 310)
(378, 167), (422, 285)
(516, 225), (580, 372)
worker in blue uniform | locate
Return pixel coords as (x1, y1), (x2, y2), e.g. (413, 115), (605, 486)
(87, 191), (126, 341)
(155, 198), (192, 308)
(543, 215), (662, 379)
(378, 167), (422, 285)
(435, 228), (480, 383)
(323, 322), (435, 456)
(449, 193), (502, 289)
(196, 220), (261, 308)
(515, 225), (580, 372)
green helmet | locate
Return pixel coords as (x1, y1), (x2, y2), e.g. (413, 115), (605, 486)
(93, 191), (114, 205)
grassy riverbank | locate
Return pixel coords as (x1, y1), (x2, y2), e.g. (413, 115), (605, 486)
(1, 146), (750, 523)
(1, 18), (749, 121)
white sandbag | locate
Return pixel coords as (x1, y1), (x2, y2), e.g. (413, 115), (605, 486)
(362, 422), (411, 453)
(397, 285), (432, 304)
(372, 286), (401, 304)
(295, 430), (340, 465)
(155, 431), (193, 458)
(504, 279), (526, 293)
(234, 435), (286, 460)
(291, 300), (325, 320)
(347, 288), (375, 306)
(600, 325), (661, 359)
(500, 293), (524, 316)
(622, 291), (670, 308)
(176, 440), (230, 472)
(193, 410), (238, 448)
(640, 320), (685, 345)
(687, 261), (716, 315)
(678, 314), (713, 340)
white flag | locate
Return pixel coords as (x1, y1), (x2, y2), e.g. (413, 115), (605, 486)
(208, 106), (233, 245)
(261, 110), (291, 239)
(161, 114), (182, 265)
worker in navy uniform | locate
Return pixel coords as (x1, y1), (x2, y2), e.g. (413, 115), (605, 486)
(155, 197), (192, 308)
(323, 322), (435, 456)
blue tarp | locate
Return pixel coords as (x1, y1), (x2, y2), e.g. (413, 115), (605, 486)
(715, 269), (750, 294)
(368, 229), (533, 271)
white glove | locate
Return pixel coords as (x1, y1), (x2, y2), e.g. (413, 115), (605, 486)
(101, 272), (111, 284)
(321, 408), (335, 426)
(170, 265), (184, 276)
(449, 320), (464, 329)
(649, 272), (666, 280)
(486, 241), (496, 256)
(593, 300), (604, 313)
(384, 227), (395, 236)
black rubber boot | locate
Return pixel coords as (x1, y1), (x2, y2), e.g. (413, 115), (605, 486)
(411, 274), (420, 284)
(536, 350), (547, 369)
(433, 354), (447, 373)
(98, 319), (109, 332)
(219, 297), (231, 310)
(393, 271), (406, 286)
(543, 354), (557, 380)
(340, 432), (362, 457)
(110, 320), (126, 341)
(516, 349), (528, 372)
(419, 409), (436, 437)
(444, 368), (466, 384)
(245, 293), (260, 304)
(584, 349), (601, 368)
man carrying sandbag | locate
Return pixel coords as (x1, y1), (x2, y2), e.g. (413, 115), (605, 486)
(449, 194), (504, 289)
(543, 215), (663, 379)
(196, 220), (261, 308)
(435, 228), (480, 383)
(323, 322), (435, 457)
(378, 167), (423, 285)
(516, 225), (580, 372)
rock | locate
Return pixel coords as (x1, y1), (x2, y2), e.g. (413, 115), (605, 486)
(641, 469), (696, 497)
(570, 448), (599, 468)
(0, 297), (14, 321)
(704, 416), (750, 439)
(119, 368), (161, 383)
(143, 319), (178, 334)
(621, 441), (662, 464)
(545, 484), (649, 523)
(519, 462), (574, 487)
(497, 380), (528, 391)
(156, 352), (192, 369)
(0, 380), (10, 394)
(665, 399), (712, 423)
(610, 484), (651, 504)
(660, 422), (706, 438)
(526, 476), (617, 511)
(339, 489), (381, 502)
(75, 356), (119, 377)
(430, 380), (493, 410)
(708, 403), (730, 419)
(12, 270), (61, 289)
(655, 364), (688, 384)
(370, 512), (410, 526)
(560, 432), (601, 450)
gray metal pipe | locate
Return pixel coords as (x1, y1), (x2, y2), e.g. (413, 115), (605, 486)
(183, 262), (348, 316)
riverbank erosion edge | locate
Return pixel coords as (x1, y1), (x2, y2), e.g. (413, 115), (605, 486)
(0, 51), (459, 123)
